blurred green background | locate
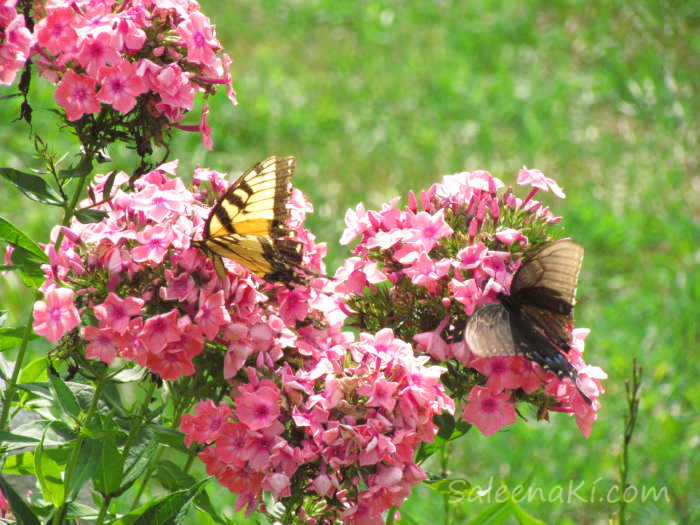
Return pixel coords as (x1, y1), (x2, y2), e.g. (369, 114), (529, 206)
(1, 1), (698, 523)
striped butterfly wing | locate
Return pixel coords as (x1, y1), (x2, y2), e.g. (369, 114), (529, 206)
(194, 156), (303, 282)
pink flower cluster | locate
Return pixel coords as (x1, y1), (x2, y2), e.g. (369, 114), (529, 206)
(31, 160), (453, 522)
(182, 328), (453, 523)
(0, 0), (33, 85)
(338, 167), (605, 438)
(0, 487), (10, 519)
(32, 160), (271, 380)
(29, 0), (236, 149)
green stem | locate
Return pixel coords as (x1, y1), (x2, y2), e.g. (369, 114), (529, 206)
(52, 368), (107, 525)
(0, 292), (41, 432)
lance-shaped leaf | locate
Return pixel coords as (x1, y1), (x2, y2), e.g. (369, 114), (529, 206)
(0, 167), (64, 206)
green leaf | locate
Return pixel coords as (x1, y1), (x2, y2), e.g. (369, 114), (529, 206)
(35, 422), (67, 507)
(0, 217), (48, 262)
(74, 208), (108, 224)
(18, 356), (48, 383)
(111, 478), (209, 525)
(0, 326), (37, 352)
(0, 167), (64, 205)
(509, 499), (545, 525)
(1, 450), (36, 475)
(57, 155), (93, 180)
(67, 437), (104, 500)
(92, 431), (124, 496)
(0, 310), (7, 327)
(0, 473), (42, 525)
(464, 500), (511, 525)
(117, 428), (158, 496)
(48, 367), (82, 422)
(4, 245), (46, 289)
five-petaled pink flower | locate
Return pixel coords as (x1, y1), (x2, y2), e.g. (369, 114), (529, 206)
(462, 385), (517, 436)
(54, 70), (101, 121)
(33, 284), (81, 344)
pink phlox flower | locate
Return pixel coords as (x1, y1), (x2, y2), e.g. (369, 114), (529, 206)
(0, 485), (9, 518)
(35, 6), (81, 55)
(263, 472), (291, 500)
(214, 421), (251, 465)
(471, 356), (523, 392)
(132, 224), (174, 264)
(146, 345), (195, 380)
(93, 292), (144, 334)
(0, 12), (33, 85)
(235, 380), (282, 431)
(462, 385), (517, 436)
(224, 341), (254, 379)
(130, 184), (189, 222)
(199, 103), (213, 150)
(117, 11), (147, 51)
(494, 228), (527, 245)
(76, 30), (121, 77)
(468, 170), (504, 194)
(152, 63), (195, 110)
(194, 290), (231, 340)
(481, 250), (511, 284)
(82, 325), (124, 364)
(402, 209), (453, 252)
(364, 228), (405, 250)
(277, 286), (310, 325)
(33, 284), (81, 344)
(451, 277), (480, 315)
(139, 308), (180, 353)
(180, 399), (232, 447)
(506, 356), (543, 394)
(176, 11), (218, 65)
(160, 268), (198, 303)
(414, 315), (449, 361)
(54, 70), (101, 121)
(403, 253), (451, 292)
(455, 241), (488, 270)
(97, 60), (146, 113)
(517, 166), (566, 198)
(358, 377), (399, 412)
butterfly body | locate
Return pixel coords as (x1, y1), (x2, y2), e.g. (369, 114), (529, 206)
(465, 240), (591, 405)
(192, 156), (304, 284)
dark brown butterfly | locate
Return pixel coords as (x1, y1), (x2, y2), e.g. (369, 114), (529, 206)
(464, 239), (591, 405)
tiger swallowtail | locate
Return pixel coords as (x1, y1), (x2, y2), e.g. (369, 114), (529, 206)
(191, 156), (304, 284)
(464, 239), (592, 405)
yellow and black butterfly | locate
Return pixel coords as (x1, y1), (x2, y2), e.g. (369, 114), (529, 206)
(192, 156), (304, 284)
(464, 240), (591, 404)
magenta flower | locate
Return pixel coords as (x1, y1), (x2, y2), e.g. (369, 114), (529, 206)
(462, 385), (517, 436)
(33, 284), (81, 344)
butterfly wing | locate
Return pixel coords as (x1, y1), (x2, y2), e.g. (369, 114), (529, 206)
(205, 156), (296, 239)
(464, 302), (517, 357)
(510, 239), (583, 349)
(194, 156), (304, 282)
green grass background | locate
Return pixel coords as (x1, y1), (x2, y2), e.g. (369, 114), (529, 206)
(1, 1), (698, 523)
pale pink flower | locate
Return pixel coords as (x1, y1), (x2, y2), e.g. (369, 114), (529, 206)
(33, 284), (81, 344)
(462, 385), (517, 436)
(176, 11), (218, 65)
(517, 166), (566, 199)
